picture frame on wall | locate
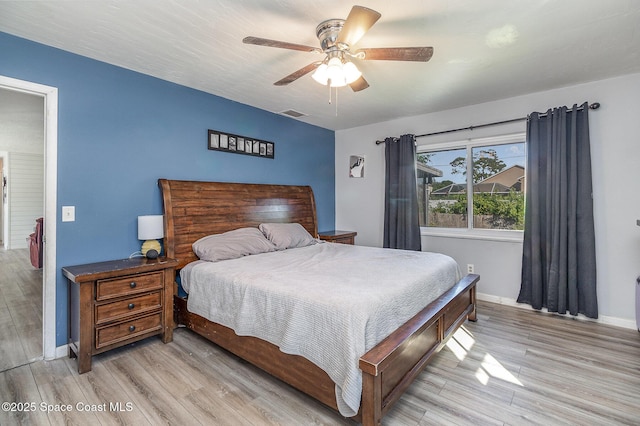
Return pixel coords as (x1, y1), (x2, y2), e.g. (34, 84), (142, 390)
(209, 132), (220, 149)
(349, 155), (365, 178)
(208, 130), (275, 159)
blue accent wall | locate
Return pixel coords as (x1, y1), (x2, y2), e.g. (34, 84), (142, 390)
(0, 32), (335, 347)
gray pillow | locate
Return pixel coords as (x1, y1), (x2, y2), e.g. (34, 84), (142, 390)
(259, 223), (317, 250)
(192, 227), (276, 262)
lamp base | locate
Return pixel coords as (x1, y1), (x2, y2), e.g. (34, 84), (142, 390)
(141, 239), (161, 259)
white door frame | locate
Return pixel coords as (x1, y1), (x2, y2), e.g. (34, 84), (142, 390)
(0, 150), (7, 247)
(0, 75), (58, 360)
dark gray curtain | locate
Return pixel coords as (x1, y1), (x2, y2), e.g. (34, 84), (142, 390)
(518, 102), (598, 318)
(384, 134), (421, 251)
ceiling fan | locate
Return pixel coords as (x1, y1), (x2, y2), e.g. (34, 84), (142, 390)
(243, 5), (433, 92)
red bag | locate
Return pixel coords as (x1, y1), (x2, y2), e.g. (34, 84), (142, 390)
(29, 217), (43, 269)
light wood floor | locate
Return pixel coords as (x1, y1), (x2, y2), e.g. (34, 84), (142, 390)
(0, 248), (43, 372)
(1, 300), (639, 425)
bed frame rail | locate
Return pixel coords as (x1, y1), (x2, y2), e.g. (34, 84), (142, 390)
(359, 274), (478, 424)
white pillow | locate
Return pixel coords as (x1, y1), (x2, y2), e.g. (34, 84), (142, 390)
(259, 223), (317, 250)
(192, 227), (276, 262)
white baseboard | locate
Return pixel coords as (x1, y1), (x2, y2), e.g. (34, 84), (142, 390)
(50, 344), (68, 360)
(477, 293), (638, 331)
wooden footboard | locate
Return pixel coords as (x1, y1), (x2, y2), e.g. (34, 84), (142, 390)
(358, 274), (478, 425)
(174, 273), (478, 425)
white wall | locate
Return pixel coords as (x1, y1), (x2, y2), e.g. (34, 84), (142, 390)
(8, 152), (44, 249)
(336, 72), (640, 326)
(0, 89), (45, 249)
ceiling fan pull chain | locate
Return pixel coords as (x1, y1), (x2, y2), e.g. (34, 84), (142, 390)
(328, 81), (332, 104)
(335, 86), (339, 116)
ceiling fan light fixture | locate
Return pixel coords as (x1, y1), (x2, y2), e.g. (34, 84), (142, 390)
(329, 77), (347, 88)
(326, 57), (344, 82)
(343, 61), (362, 84)
(312, 63), (328, 84)
(312, 57), (361, 88)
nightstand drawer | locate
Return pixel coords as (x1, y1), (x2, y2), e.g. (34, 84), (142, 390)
(95, 291), (162, 325)
(96, 272), (163, 301)
(96, 312), (162, 349)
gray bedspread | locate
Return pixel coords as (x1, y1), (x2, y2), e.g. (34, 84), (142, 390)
(181, 242), (460, 417)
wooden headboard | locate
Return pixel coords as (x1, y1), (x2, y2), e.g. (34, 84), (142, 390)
(158, 179), (318, 269)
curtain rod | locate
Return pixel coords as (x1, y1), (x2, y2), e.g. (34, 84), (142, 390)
(375, 102), (600, 145)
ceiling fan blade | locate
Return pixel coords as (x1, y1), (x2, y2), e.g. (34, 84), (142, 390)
(274, 62), (322, 86)
(356, 47), (434, 62)
(243, 36), (319, 53)
(349, 75), (370, 92)
(336, 6), (381, 47)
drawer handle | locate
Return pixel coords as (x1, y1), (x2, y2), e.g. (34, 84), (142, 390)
(129, 325), (136, 332)
(128, 303), (135, 310)
(129, 282), (137, 288)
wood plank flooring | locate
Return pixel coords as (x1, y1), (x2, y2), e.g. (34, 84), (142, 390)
(1, 300), (639, 425)
(0, 248), (43, 371)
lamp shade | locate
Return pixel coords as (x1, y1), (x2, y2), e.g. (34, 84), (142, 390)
(342, 61), (362, 84)
(312, 63), (328, 85)
(138, 215), (164, 240)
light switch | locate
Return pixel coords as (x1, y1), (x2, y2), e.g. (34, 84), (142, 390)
(62, 206), (75, 222)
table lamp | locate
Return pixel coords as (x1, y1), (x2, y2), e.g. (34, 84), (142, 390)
(138, 215), (164, 259)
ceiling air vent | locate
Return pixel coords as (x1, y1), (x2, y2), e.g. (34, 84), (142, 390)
(279, 109), (308, 118)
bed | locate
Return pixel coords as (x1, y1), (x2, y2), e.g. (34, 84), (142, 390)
(159, 178), (478, 425)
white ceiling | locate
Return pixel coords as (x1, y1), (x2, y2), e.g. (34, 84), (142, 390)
(1, 1), (639, 131)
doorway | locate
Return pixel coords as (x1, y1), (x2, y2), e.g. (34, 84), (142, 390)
(0, 90), (44, 372)
(0, 75), (58, 364)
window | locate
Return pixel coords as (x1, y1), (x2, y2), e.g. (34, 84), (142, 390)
(416, 134), (526, 233)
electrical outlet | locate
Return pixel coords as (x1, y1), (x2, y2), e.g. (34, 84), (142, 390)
(467, 264), (474, 273)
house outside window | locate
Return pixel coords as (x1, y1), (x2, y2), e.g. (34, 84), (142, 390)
(417, 133), (526, 236)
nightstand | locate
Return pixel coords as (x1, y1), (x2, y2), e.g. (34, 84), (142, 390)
(318, 230), (357, 245)
(62, 257), (178, 374)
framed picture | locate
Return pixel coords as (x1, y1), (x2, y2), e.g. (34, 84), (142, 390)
(209, 132), (220, 149)
(349, 155), (365, 178)
(208, 130), (275, 159)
